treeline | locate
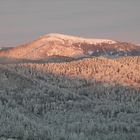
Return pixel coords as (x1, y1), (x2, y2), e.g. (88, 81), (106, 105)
(5, 56), (140, 88)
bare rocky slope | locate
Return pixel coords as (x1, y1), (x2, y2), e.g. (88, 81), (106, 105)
(0, 34), (140, 140)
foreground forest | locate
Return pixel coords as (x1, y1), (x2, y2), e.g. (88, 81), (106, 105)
(0, 56), (140, 140)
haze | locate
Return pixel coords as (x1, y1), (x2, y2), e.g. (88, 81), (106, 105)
(0, 0), (140, 46)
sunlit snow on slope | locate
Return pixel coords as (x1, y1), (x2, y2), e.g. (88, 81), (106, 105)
(41, 33), (118, 45)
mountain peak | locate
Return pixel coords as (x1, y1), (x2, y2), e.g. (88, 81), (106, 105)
(41, 33), (118, 45)
(0, 33), (139, 61)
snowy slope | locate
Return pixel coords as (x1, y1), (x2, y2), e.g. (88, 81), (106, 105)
(0, 33), (139, 61)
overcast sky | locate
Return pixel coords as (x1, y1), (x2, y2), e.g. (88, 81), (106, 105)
(0, 0), (140, 46)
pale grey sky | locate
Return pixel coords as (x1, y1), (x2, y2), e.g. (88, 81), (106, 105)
(0, 0), (140, 46)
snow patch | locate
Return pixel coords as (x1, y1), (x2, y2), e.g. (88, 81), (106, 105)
(41, 33), (117, 45)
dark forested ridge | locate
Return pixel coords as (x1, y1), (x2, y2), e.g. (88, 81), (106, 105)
(0, 34), (140, 140)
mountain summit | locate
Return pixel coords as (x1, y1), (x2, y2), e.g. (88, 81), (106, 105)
(0, 33), (139, 60)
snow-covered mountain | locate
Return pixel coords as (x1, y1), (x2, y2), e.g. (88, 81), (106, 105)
(0, 33), (139, 60)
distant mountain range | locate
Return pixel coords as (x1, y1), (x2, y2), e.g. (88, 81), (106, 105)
(0, 33), (140, 62)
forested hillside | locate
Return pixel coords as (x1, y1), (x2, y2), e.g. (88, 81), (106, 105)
(0, 56), (140, 140)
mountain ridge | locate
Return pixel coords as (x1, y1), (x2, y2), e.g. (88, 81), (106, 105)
(0, 33), (140, 61)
